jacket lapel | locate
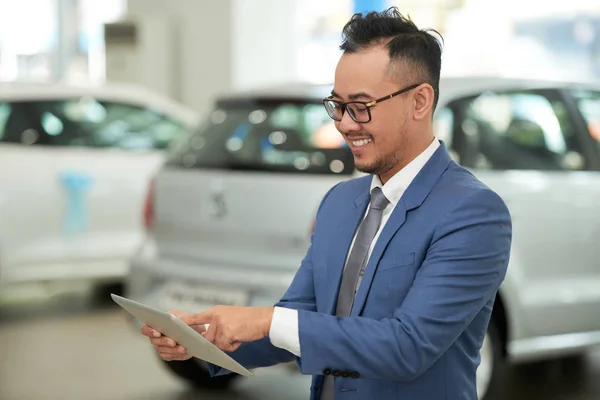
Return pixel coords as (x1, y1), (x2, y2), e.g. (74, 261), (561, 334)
(350, 142), (453, 316)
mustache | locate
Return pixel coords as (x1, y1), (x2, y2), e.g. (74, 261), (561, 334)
(344, 133), (373, 139)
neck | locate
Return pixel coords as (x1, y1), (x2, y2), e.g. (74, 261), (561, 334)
(378, 135), (435, 185)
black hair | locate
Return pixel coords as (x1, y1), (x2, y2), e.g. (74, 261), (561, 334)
(340, 7), (444, 110)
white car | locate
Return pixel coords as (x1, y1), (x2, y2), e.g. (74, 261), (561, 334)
(125, 76), (600, 398)
(0, 82), (199, 287)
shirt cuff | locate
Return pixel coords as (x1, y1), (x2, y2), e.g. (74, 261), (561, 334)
(269, 306), (301, 357)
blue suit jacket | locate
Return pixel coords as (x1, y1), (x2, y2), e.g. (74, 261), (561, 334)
(210, 142), (512, 399)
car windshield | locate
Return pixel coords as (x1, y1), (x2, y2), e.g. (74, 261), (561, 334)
(571, 89), (600, 147)
(0, 99), (188, 149)
(166, 99), (354, 175)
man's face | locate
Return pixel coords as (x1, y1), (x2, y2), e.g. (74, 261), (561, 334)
(331, 46), (415, 180)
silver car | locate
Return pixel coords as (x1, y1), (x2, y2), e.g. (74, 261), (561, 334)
(125, 76), (600, 399)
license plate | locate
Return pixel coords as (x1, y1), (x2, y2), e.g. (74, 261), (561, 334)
(159, 281), (249, 313)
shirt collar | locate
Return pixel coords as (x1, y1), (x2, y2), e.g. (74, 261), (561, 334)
(370, 138), (440, 207)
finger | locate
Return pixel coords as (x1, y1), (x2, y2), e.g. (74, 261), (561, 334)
(190, 323), (209, 334)
(215, 327), (234, 352)
(216, 337), (238, 353)
(204, 321), (217, 343)
(154, 344), (179, 356)
(226, 341), (242, 352)
(156, 344), (187, 355)
(150, 337), (177, 347)
(141, 324), (162, 338)
(181, 310), (214, 326)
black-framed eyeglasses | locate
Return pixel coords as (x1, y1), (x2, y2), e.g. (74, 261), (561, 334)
(322, 83), (422, 123)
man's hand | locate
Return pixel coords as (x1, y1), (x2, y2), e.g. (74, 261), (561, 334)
(181, 306), (274, 352)
(140, 310), (206, 361)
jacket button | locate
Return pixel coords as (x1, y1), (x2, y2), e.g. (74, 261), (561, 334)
(323, 368), (332, 376)
(333, 370), (341, 377)
(350, 371), (360, 379)
(342, 371), (349, 378)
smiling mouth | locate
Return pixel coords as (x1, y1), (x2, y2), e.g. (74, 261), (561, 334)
(350, 138), (373, 147)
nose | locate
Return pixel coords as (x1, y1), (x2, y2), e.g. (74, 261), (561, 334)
(337, 110), (362, 133)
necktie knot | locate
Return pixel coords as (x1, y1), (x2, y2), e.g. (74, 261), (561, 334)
(369, 187), (389, 210)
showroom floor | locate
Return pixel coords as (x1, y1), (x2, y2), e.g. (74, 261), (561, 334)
(0, 285), (599, 400)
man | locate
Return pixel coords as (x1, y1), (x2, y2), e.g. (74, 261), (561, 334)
(142, 7), (512, 400)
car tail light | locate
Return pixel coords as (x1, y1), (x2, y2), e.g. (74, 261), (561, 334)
(143, 179), (155, 231)
(311, 218), (316, 234)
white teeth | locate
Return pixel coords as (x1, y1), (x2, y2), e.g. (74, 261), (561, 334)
(351, 138), (372, 147)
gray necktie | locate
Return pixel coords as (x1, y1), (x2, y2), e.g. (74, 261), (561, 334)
(320, 187), (390, 400)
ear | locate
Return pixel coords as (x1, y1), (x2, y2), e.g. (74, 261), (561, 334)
(413, 84), (435, 121)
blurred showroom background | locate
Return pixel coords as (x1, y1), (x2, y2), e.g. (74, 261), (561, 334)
(1, 0), (600, 399)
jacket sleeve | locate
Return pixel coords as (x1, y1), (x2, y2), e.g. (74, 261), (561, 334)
(295, 188), (512, 381)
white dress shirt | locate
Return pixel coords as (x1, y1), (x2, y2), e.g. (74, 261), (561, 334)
(269, 138), (440, 357)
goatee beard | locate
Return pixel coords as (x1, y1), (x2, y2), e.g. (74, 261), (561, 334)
(355, 157), (396, 176)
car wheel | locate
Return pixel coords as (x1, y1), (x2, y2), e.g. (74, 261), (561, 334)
(477, 318), (503, 400)
(162, 358), (239, 390)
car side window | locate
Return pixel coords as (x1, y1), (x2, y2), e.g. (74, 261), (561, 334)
(433, 106), (459, 162)
(0, 102), (11, 141)
(2, 102), (54, 145)
(454, 91), (585, 171)
(62, 99), (188, 150)
(1, 99), (187, 150)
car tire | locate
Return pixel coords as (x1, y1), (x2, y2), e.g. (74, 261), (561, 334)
(161, 358), (239, 390)
(477, 318), (503, 400)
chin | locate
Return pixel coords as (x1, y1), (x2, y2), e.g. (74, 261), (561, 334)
(354, 161), (378, 175)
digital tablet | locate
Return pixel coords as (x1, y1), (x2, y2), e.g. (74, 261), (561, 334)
(111, 293), (253, 377)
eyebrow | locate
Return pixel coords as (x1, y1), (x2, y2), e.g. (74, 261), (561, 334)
(330, 89), (374, 101)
